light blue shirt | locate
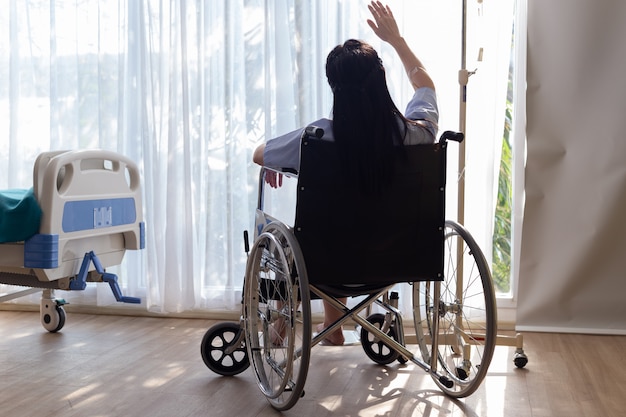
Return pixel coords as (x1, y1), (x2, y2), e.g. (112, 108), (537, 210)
(263, 87), (438, 172)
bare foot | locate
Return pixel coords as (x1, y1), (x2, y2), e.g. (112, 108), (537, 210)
(270, 317), (286, 346)
(316, 323), (345, 346)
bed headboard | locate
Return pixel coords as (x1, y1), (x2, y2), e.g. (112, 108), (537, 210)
(33, 149), (143, 247)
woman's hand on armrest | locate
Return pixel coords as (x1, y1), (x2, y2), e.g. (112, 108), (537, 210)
(264, 170), (283, 188)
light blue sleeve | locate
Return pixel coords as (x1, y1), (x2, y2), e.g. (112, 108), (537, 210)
(263, 118), (333, 172)
(263, 128), (304, 172)
(404, 87), (439, 138)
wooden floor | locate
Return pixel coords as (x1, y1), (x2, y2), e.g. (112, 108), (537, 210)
(1, 311), (625, 417)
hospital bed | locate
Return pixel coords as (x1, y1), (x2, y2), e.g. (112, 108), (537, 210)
(0, 149), (144, 332)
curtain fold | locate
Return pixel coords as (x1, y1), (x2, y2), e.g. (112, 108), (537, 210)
(1, 0), (513, 316)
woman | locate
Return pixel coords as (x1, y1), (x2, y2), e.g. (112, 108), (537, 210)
(253, 1), (439, 345)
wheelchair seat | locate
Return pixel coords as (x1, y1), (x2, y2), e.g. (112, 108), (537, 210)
(294, 137), (447, 288)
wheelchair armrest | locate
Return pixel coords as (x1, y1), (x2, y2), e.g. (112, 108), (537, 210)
(279, 167), (298, 175)
(257, 166), (299, 211)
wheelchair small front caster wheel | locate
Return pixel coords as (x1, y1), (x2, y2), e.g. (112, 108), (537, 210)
(201, 322), (249, 376)
(360, 313), (401, 365)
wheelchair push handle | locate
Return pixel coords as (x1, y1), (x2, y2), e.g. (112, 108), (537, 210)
(440, 130), (464, 143)
(303, 125), (463, 144)
(304, 125), (324, 139)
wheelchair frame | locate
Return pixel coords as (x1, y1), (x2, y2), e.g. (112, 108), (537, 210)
(201, 130), (517, 411)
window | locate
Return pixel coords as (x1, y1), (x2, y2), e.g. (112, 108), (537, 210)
(1, 0), (518, 317)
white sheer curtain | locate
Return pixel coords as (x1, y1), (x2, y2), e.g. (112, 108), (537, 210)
(1, 0), (513, 316)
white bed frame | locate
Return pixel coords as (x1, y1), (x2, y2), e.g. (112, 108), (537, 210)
(0, 149), (144, 331)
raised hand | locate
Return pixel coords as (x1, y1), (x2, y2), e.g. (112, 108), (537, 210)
(366, 1), (435, 91)
(367, 1), (401, 46)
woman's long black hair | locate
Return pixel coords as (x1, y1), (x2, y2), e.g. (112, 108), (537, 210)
(326, 39), (409, 196)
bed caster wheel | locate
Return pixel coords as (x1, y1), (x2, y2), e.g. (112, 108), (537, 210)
(514, 350), (528, 368)
(360, 313), (401, 365)
(201, 322), (250, 376)
(41, 304), (66, 333)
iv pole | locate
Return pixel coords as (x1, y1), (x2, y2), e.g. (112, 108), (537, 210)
(456, 0), (529, 367)
(455, 0), (471, 302)
(456, 0), (482, 292)
(457, 0), (477, 226)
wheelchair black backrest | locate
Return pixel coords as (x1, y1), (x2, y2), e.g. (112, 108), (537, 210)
(294, 135), (449, 287)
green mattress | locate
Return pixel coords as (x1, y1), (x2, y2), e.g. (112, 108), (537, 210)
(0, 188), (42, 243)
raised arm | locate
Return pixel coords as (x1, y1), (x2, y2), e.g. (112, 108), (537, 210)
(367, 1), (435, 91)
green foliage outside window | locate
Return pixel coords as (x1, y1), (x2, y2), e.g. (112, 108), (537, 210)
(492, 52), (514, 294)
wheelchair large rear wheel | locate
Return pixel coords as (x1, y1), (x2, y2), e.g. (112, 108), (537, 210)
(243, 221), (312, 411)
(413, 220), (497, 397)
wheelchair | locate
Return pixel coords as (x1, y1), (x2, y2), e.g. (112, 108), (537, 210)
(201, 129), (498, 411)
